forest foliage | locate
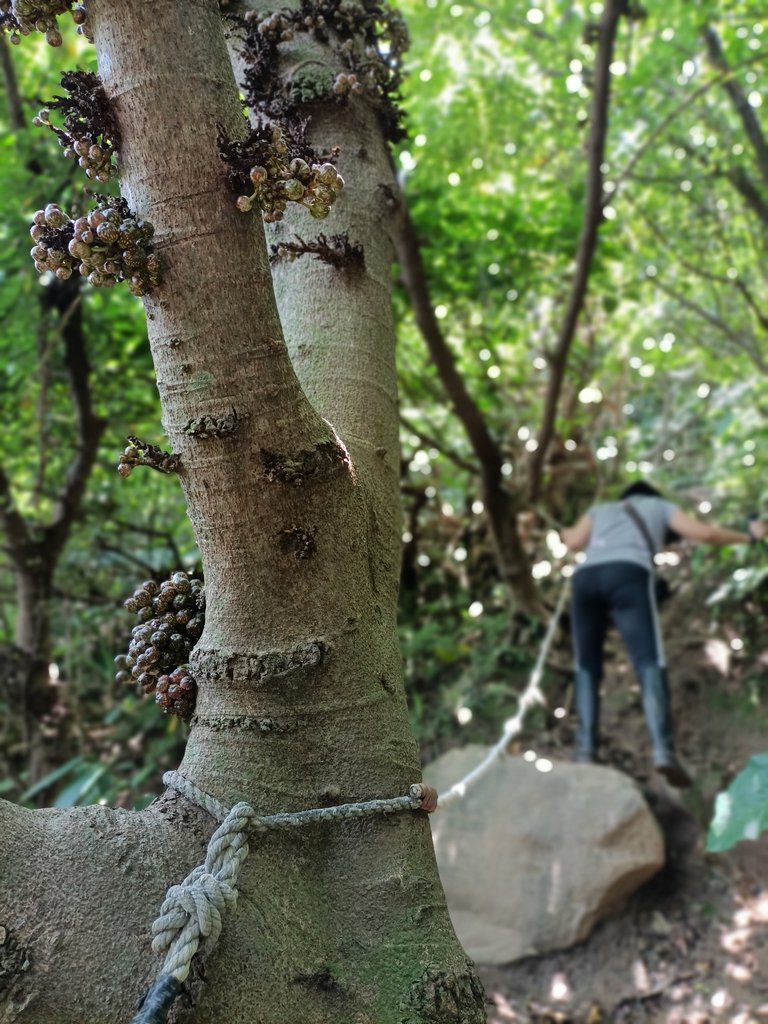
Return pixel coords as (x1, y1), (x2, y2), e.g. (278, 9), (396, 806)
(0, 1), (766, 836)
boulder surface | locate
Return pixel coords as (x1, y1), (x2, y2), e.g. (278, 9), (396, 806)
(425, 748), (665, 965)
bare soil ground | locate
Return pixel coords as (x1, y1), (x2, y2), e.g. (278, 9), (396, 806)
(477, 595), (768, 1024)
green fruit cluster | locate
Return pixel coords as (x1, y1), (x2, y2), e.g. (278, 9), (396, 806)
(29, 201), (160, 295)
(0, 0), (88, 45)
(115, 574), (205, 720)
(232, 126), (345, 223)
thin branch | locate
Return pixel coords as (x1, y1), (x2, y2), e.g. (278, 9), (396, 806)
(659, 127), (768, 230)
(609, 50), (766, 205)
(93, 539), (164, 578)
(399, 415), (478, 475)
(652, 277), (768, 372)
(724, 166), (768, 228)
(0, 34), (24, 133)
(703, 24), (768, 189)
(635, 204), (768, 331)
(528, 0), (624, 502)
(43, 278), (107, 560)
(103, 517), (187, 570)
(395, 202), (504, 483)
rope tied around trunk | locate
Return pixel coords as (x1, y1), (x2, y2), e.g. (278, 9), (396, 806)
(130, 772), (433, 1024)
(131, 585), (568, 1023)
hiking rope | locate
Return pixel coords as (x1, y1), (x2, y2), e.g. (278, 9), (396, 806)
(129, 773), (429, 1024)
(439, 578), (570, 808)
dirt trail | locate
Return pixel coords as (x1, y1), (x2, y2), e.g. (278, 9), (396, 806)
(478, 595), (768, 1024)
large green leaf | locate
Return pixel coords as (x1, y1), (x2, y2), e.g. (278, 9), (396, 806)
(707, 752), (768, 852)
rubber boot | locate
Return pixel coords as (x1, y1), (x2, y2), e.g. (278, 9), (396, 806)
(571, 669), (600, 763)
(639, 666), (692, 788)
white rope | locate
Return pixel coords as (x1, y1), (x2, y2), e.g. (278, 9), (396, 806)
(438, 578), (570, 808)
(150, 772), (426, 985)
(151, 799), (253, 981)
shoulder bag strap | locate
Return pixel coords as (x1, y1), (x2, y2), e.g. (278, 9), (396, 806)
(621, 501), (657, 564)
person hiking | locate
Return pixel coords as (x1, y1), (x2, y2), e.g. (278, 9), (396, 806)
(561, 481), (767, 788)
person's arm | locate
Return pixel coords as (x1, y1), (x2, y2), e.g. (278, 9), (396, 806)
(561, 513), (593, 552)
(668, 509), (767, 546)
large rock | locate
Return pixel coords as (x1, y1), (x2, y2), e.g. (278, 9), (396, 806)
(425, 747), (664, 965)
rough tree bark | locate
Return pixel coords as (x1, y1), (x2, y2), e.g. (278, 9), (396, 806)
(0, 2), (485, 1021)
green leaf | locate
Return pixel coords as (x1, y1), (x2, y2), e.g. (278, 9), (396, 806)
(707, 752), (768, 853)
(19, 754), (86, 802)
(52, 764), (108, 808)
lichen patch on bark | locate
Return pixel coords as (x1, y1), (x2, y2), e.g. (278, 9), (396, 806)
(260, 439), (349, 485)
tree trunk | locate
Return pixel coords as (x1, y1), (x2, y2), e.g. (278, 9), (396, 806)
(396, 203), (540, 612)
(0, 2), (485, 1020)
(12, 557), (56, 781)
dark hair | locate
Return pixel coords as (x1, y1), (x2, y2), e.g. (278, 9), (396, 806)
(620, 481), (664, 500)
(620, 480), (680, 543)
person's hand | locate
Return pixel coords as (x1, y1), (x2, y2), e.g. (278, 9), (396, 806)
(749, 520), (767, 542)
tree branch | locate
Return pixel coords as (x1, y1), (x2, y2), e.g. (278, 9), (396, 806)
(609, 50), (766, 204)
(724, 166), (768, 227)
(395, 198), (542, 608)
(703, 24), (768, 189)
(395, 202), (504, 481)
(528, 0), (624, 502)
(42, 278), (107, 560)
(635, 204), (768, 331)
(0, 465), (30, 563)
(652, 278), (768, 372)
(0, 34), (24, 132)
(399, 415), (478, 475)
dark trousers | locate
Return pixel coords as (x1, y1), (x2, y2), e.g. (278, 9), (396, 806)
(571, 561), (664, 679)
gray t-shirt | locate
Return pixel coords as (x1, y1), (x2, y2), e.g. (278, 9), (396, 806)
(579, 495), (679, 571)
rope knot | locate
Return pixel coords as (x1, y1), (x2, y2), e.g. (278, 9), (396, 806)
(151, 868), (237, 956)
(149, 802), (255, 982)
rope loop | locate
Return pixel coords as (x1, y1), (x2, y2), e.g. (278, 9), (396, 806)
(134, 771), (431, 1011)
(131, 584), (567, 1022)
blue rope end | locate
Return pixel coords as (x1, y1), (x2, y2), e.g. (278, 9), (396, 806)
(130, 975), (182, 1024)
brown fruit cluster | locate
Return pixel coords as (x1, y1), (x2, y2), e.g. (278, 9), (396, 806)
(34, 111), (114, 182)
(29, 200), (160, 295)
(0, 0), (88, 45)
(252, 9), (295, 42)
(117, 443), (140, 479)
(33, 72), (118, 183)
(115, 574), (205, 720)
(225, 124), (344, 223)
(332, 71), (364, 97)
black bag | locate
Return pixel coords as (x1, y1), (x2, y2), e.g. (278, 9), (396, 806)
(654, 576), (672, 606)
(622, 501), (673, 607)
